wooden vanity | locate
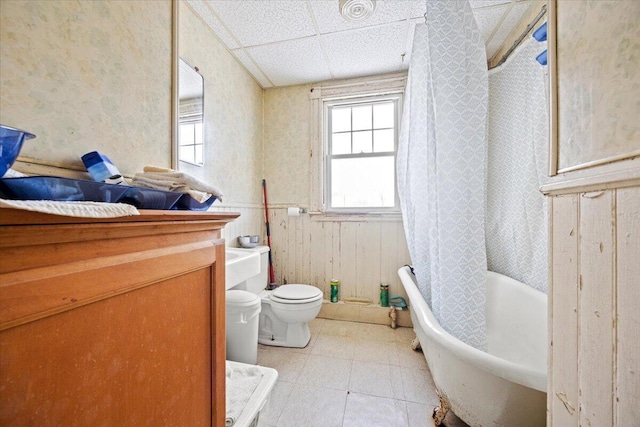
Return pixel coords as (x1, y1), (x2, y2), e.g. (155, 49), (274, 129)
(0, 209), (238, 426)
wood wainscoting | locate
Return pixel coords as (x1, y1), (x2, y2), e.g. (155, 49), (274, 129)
(548, 186), (639, 426)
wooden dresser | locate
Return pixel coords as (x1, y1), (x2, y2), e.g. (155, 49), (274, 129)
(0, 209), (238, 426)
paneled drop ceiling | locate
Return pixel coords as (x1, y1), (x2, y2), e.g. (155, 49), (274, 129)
(185, 0), (539, 88)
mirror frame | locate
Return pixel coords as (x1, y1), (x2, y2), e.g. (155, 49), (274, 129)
(171, 0), (179, 170)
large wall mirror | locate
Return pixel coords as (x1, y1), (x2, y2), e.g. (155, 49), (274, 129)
(178, 58), (204, 166)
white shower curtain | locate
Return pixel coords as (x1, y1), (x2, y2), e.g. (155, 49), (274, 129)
(397, 0), (488, 350)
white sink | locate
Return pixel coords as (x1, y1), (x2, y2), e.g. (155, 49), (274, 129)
(225, 248), (260, 290)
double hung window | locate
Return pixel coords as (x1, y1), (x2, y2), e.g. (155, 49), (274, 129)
(324, 94), (402, 213)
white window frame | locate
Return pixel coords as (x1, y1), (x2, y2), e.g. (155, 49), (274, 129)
(324, 94), (402, 213)
(178, 98), (204, 166)
(309, 73), (406, 217)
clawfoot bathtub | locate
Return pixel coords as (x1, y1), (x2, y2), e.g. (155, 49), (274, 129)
(397, 266), (547, 427)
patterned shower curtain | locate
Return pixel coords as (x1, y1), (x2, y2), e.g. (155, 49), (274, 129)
(397, 0), (488, 350)
(486, 36), (549, 294)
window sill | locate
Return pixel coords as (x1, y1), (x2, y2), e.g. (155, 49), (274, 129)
(308, 210), (402, 222)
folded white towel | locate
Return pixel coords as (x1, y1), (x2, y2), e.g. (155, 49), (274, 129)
(132, 166), (223, 202)
(0, 199), (139, 218)
(225, 361), (263, 427)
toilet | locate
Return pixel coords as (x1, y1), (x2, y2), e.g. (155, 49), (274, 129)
(229, 246), (322, 348)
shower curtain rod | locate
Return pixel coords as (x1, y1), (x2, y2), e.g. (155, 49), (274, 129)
(489, 4), (547, 70)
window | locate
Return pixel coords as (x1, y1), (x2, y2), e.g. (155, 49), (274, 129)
(178, 118), (203, 165)
(324, 94), (402, 212)
(178, 58), (204, 166)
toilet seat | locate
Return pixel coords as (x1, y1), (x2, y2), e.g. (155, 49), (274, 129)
(269, 284), (322, 304)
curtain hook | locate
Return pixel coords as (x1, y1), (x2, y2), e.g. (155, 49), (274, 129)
(423, 12), (427, 25)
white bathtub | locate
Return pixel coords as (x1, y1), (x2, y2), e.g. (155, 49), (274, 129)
(397, 266), (547, 427)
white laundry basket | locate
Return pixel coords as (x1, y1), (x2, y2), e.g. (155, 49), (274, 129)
(226, 361), (278, 427)
(226, 290), (261, 364)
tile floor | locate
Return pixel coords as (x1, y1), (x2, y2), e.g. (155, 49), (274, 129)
(255, 318), (469, 427)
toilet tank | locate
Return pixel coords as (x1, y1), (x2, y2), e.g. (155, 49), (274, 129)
(241, 245), (270, 294)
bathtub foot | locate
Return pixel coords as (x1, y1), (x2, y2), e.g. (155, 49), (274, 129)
(410, 336), (421, 351)
(432, 390), (451, 426)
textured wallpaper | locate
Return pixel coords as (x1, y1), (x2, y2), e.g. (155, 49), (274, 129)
(557, 0), (640, 170)
(180, 1), (264, 205)
(0, 0), (172, 174)
(487, 37), (549, 293)
(263, 84), (312, 204)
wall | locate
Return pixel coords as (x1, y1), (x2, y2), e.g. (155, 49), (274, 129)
(179, 1), (264, 242)
(0, 0), (265, 245)
(0, 0), (172, 174)
(546, 1), (640, 425)
(263, 83), (412, 312)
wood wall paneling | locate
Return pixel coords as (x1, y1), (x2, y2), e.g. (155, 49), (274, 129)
(615, 188), (640, 426)
(265, 208), (410, 305)
(549, 186), (640, 427)
(578, 190), (615, 426)
(549, 194), (580, 426)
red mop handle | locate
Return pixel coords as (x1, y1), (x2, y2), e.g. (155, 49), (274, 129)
(262, 179), (276, 285)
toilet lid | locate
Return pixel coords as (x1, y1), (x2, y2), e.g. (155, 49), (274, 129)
(271, 284), (322, 302)
(226, 290), (261, 309)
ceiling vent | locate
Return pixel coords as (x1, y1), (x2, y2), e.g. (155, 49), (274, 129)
(339, 0), (376, 22)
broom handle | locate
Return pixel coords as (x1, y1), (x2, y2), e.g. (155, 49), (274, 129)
(262, 179), (276, 285)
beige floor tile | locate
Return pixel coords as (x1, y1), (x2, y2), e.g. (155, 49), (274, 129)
(392, 326), (417, 343)
(258, 380), (294, 426)
(276, 383), (347, 427)
(342, 393), (408, 427)
(406, 401), (433, 427)
(353, 338), (396, 364)
(401, 367), (440, 405)
(257, 349), (308, 383)
(255, 320), (466, 427)
(319, 319), (360, 337)
(297, 355), (352, 390)
(391, 341), (428, 370)
(309, 318), (325, 334)
(311, 334), (356, 359)
(357, 322), (396, 342)
(348, 360), (403, 400)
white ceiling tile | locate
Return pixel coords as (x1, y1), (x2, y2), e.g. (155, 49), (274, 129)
(185, 0), (533, 87)
(232, 49), (273, 88)
(322, 22), (408, 80)
(310, 0), (412, 34)
(472, 4), (509, 44)
(186, 0), (239, 49)
(205, 0), (316, 47)
(246, 37), (332, 87)
(486, 2), (532, 59)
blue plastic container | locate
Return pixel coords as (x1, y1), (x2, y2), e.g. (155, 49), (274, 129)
(0, 176), (129, 202)
(536, 50), (548, 66)
(532, 22), (547, 42)
(174, 193), (218, 211)
(81, 151), (121, 182)
(0, 125), (35, 177)
(120, 187), (182, 210)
